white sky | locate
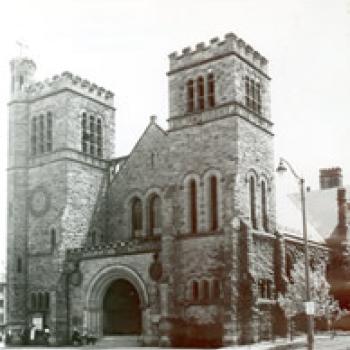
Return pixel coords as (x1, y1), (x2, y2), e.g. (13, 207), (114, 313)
(0, 0), (349, 268)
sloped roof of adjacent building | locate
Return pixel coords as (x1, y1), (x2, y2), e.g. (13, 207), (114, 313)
(289, 185), (350, 240)
(276, 176), (326, 243)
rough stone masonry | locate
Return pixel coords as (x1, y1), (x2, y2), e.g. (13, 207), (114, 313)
(7, 32), (328, 346)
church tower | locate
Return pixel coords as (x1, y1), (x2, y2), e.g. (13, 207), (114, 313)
(7, 56), (115, 343)
(167, 33), (276, 344)
(167, 32), (275, 231)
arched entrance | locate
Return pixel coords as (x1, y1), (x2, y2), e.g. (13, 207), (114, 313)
(103, 279), (142, 335)
(85, 264), (150, 338)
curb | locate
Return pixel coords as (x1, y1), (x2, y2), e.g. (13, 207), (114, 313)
(265, 340), (306, 349)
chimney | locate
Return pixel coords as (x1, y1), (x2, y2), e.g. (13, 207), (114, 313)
(319, 167), (343, 190)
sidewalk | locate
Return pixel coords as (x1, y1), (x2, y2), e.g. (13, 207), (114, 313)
(224, 337), (305, 350)
(225, 333), (349, 350)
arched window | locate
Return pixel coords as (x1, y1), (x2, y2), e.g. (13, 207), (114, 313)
(19, 75), (24, 90)
(38, 292), (43, 310)
(31, 293), (37, 310)
(90, 115), (95, 155)
(266, 280), (272, 299)
(245, 76), (250, 108)
(31, 117), (37, 156)
(44, 292), (50, 310)
(209, 175), (218, 231)
(97, 118), (102, 157)
(17, 257), (22, 273)
(261, 181), (268, 232)
(50, 228), (56, 251)
(257, 83), (262, 114)
(249, 176), (257, 229)
(91, 230), (96, 246)
(192, 280), (199, 301)
(258, 279), (265, 298)
(286, 254), (294, 281)
(202, 280), (210, 301)
(189, 180), (197, 233)
(132, 198), (143, 237)
(47, 112), (53, 152)
(187, 79), (194, 113)
(197, 76), (205, 111)
(82, 112), (88, 153)
(207, 73), (215, 107)
(149, 194), (161, 235)
(212, 279), (220, 299)
(39, 114), (44, 154)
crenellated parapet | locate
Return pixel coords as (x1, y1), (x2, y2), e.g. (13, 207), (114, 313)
(24, 71), (114, 106)
(168, 32), (268, 75)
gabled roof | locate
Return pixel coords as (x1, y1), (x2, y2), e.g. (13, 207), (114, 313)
(290, 185), (350, 239)
(276, 175), (326, 243)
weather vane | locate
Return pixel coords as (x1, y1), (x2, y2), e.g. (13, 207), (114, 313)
(16, 40), (29, 57)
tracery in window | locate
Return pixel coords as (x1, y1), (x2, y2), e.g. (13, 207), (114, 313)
(245, 76), (262, 114)
(31, 112), (54, 156)
(197, 76), (205, 111)
(81, 112), (103, 158)
(207, 73), (215, 108)
(187, 79), (194, 113)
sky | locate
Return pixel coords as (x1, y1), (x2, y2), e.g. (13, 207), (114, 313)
(0, 0), (349, 267)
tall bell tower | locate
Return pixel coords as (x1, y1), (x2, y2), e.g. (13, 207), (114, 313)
(7, 56), (116, 343)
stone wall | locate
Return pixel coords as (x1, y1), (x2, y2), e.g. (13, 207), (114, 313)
(7, 100), (29, 326)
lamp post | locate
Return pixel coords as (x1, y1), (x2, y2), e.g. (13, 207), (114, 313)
(276, 158), (314, 350)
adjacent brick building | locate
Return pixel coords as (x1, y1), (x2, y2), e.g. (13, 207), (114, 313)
(7, 32), (328, 346)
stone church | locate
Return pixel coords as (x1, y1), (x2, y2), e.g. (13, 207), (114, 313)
(7, 32), (328, 346)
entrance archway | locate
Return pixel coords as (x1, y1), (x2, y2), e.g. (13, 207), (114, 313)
(103, 279), (142, 335)
(85, 264), (149, 338)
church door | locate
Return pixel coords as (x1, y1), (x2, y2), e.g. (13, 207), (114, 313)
(103, 279), (142, 335)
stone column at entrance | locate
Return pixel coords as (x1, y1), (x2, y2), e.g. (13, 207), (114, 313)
(158, 283), (171, 346)
(142, 307), (154, 345)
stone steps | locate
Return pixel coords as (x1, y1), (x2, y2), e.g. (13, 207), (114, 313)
(95, 335), (141, 348)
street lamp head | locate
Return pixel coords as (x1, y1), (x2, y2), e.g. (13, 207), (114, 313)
(276, 159), (288, 174)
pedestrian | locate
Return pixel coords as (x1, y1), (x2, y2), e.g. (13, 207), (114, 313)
(43, 324), (50, 345)
(72, 327), (81, 346)
(29, 323), (36, 344)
